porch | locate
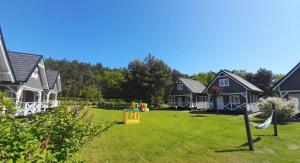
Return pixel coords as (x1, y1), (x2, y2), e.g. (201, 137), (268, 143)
(2, 86), (60, 116)
(169, 95), (210, 109)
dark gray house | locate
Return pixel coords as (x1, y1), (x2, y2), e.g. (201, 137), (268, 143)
(169, 78), (208, 109)
(0, 28), (61, 116)
(203, 70), (263, 112)
(272, 62), (300, 113)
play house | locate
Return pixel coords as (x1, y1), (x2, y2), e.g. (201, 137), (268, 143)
(123, 102), (141, 124)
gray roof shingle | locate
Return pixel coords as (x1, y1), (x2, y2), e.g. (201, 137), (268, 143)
(7, 51), (42, 82)
(224, 71), (263, 92)
(179, 78), (206, 93)
(46, 70), (59, 89)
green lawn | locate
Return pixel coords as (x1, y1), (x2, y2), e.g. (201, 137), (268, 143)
(79, 108), (300, 163)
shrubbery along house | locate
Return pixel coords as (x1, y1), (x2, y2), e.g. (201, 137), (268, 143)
(0, 27), (61, 116)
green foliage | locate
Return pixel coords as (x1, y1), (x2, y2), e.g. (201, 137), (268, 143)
(191, 71), (216, 86)
(0, 94), (114, 162)
(98, 71), (126, 98)
(81, 86), (102, 100)
(258, 97), (297, 121)
(127, 54), (172, 108)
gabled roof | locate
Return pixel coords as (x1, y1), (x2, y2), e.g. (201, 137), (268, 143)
(204, 70), (263, 92)
(179, 78), (206, 93)
(46, 70), (59, 89)
(272, 62), (300, 90)
(0, 27), (15, 82)
(7, 51), (42, 82)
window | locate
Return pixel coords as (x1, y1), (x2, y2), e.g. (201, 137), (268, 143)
(219, 78), (229, 87)
(252, 95), (258, 103)
(177, 84), (183, 90)
(32, 68), (39, 79)
(229, 95), (240, 104)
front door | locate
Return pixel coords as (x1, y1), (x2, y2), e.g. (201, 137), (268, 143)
(177, 96), (183, 107)
(216, 96), (224, 110)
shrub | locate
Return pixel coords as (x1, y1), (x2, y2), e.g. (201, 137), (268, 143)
(258, 97), (297, 121)
(0, 94), (114, 162)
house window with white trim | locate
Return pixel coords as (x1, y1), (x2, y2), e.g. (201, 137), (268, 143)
(177, 84), (183, 90)
(252, 95), (258, 103)
(219, 78), (229, 87)
(229, 95), (240, 104)
(32, 68), (39, 79)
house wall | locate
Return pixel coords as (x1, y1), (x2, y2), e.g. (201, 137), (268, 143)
(279, 67), (300, 91)
(23, 72), (43, 90)
(208, 75), (246, 93)
(170, 81), (191, 95)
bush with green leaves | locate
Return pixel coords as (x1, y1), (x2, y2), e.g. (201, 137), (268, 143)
(0, 94), (114, 162)
(258, 97), (297, 121)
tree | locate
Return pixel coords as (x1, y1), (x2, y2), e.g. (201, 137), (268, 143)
(127, 54), (172, 108)
(98, 71), (126, 99)
(191, 71), (216, 86)
(81, 86), (102, 99)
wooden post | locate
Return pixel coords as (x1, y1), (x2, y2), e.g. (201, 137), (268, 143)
(272, 103), (278, 136)
(243, 108), (254, 151)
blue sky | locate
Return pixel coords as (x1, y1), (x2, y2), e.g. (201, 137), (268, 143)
(0, 0), (299, 75)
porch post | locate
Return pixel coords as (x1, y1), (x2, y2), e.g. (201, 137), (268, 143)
(38, 91), (42, 103)
(245, 90), (249, 111)
(190, 94), (193, 108)
(16, 87), (23, 103)
(46, 92), (51, 104)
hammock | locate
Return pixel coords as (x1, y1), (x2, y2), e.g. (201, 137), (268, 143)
(251, 110), (274, 129)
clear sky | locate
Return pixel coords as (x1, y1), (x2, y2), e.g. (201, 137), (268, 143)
(0, 0), (299, 75)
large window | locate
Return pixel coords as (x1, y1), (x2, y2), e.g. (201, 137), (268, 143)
(229, 95), (240, 104)
(177, 84), (183, 90)
(219, 78), (229, 87)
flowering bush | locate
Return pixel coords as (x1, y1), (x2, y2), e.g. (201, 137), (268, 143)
(258, 97), (297, 121)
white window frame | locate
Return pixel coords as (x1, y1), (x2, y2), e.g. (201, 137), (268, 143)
(219, 78), (229, 87)
(229, 95), (240, 104)
(177, 84), (183, 90)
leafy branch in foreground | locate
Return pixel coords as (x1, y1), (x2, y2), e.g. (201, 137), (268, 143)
(0, 95), (115, 162)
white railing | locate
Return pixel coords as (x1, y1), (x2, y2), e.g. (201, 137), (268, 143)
(15, 101), (59, 116)
(224, 103), (246, 111)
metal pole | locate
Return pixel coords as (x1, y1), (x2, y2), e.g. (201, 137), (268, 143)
(272, 103), (278, 136)
(243, 108), (254, 151)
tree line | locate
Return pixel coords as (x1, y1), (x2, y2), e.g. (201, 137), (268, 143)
(44, 54), (283, 106)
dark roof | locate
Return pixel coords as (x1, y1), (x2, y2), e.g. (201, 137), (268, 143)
(272, 62), (300, 90)
(46, 70), (59, 89)
(7, 51), (42, 82)
(179, 78), (206, 93)
(223, 71), (263, 92)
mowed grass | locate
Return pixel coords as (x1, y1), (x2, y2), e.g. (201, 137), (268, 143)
(79, 108), (300, 163)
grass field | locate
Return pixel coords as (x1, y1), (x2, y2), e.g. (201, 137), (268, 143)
(79, 108), (300, 163)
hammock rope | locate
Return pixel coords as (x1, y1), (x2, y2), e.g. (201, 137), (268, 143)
(251, 110), (274, 129)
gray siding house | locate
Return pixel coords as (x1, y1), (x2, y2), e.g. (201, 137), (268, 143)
(272, 62), (300, 113)
(203, 70), (263, 112)
(0, 28), (61, 116)
(169, 78), (209, 109)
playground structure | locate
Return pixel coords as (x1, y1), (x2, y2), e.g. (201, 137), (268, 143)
(123, 102), (143, 124)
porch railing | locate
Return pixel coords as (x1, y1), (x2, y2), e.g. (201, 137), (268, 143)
(15, 100), (60, 117)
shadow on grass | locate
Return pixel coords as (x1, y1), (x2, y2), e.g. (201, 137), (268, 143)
(190, 115), (206, 118)
(215, 149), (249, 153)
(238, 137), (261, 147)
(215, 137), (261, 153)
(189, 110), (241, 116)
